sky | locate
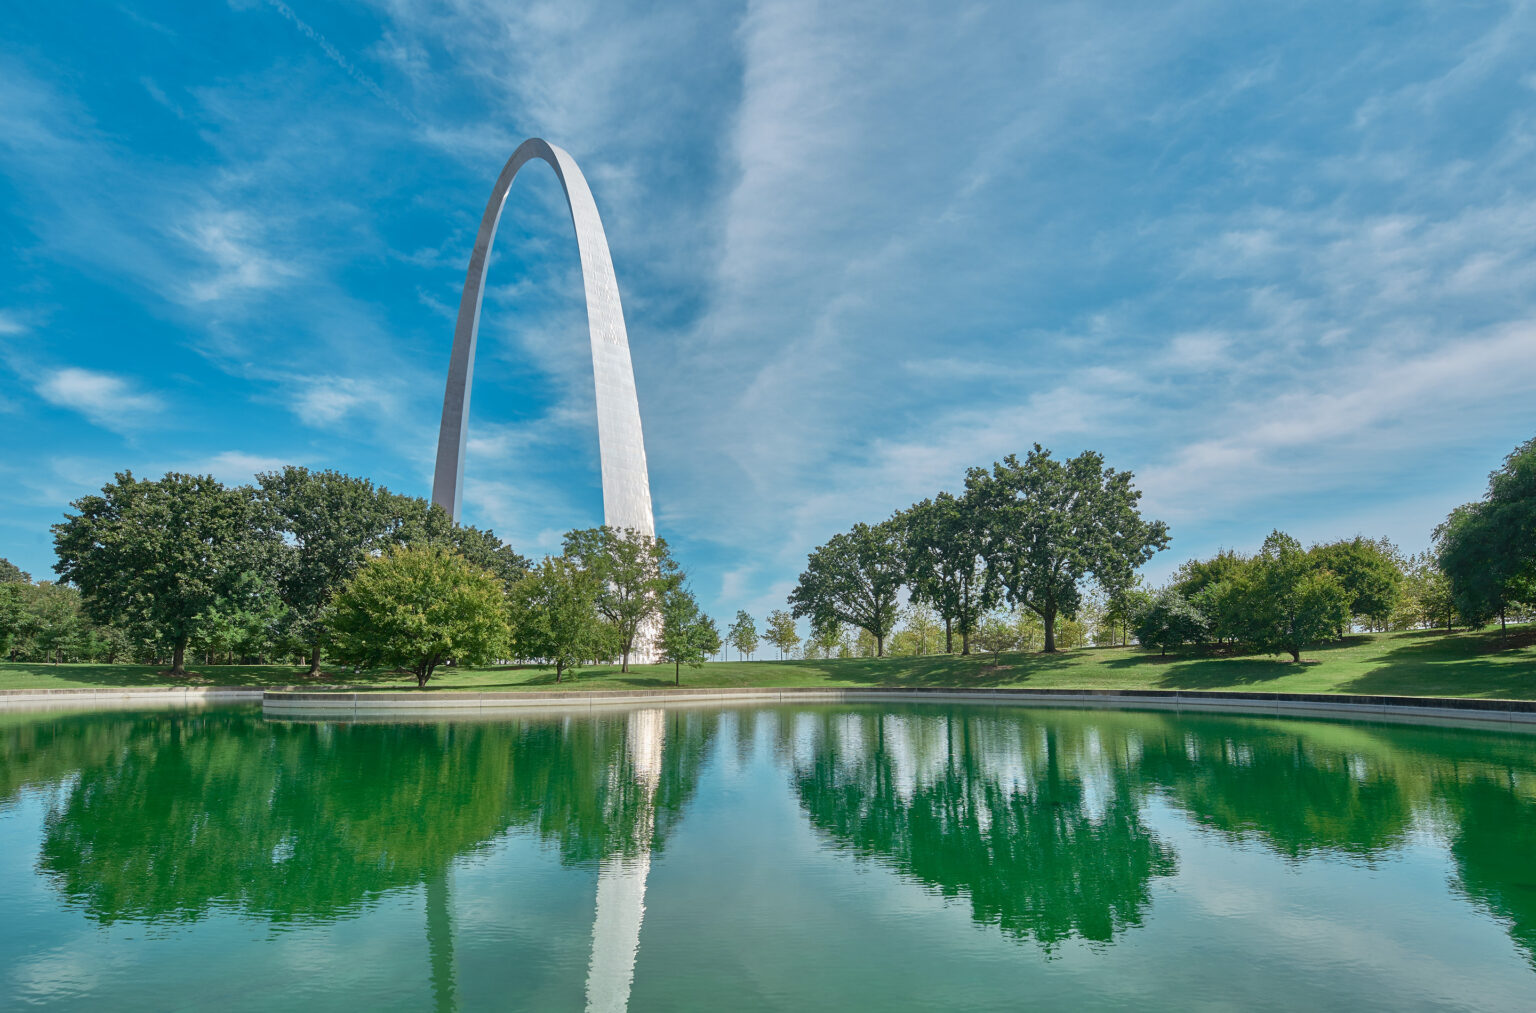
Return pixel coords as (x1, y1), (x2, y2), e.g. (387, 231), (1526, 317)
(2, 0), (1535, 625)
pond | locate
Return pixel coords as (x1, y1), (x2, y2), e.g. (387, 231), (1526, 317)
(1, 702), (1533, 1010)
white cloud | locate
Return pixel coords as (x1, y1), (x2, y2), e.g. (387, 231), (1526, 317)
(35, 368), (163, 431)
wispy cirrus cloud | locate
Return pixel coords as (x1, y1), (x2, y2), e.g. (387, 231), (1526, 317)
(35, 368), (164, 432)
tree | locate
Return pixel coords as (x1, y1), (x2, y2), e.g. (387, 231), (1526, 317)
(1397, 551), (1462, 631)
(968, 446), (1168, 653)
(727, 610), (758, 660)
(902, 492), (998, 653)
(1237, 532), (1351, 662)
(392, 496), (530, 585)
(971, 615), (1019, 664)
(508, 557), (605, 682)
(788, 519), (906, 657)
(561, 526), (680, 672)
(1132, 588), (1207, 656)
(53, 471), (278, 675)
(1308, 537), (1403, 631)
(764, 609), (800, 659)
(806, 616), (843, 659)
(1436, 438), (1536, 632)
(257, 467), (402, 676)
(329, 545), (510, 687)
(659, 586), (722, 684)
(0, 558), (30, 583)
(1097, 578), (1152, 646)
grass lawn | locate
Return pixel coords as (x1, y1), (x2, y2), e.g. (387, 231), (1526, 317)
(2, 626), (1534, 699)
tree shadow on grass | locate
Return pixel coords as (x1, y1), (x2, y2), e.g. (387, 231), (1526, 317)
(0, 662), (435, 691)
(803, 652), (1081, 688)
(1340, 629), (1536, 699)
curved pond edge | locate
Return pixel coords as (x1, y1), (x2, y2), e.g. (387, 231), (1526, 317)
(254, 686), (1536, 731)
(2, 685), (1533, 731)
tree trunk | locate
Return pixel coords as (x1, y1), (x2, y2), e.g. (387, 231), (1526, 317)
(961, 626), (970, 655)
(1043, 611), (1057, 653)
(1290, 648), (1301, 663)
(675, 660), (680, 685)
(308, 642), (323, 678)
(170, 637), (188, 677)
(555, 661), (563, 683)
(945, 617), (953, 654)
(876, 633), (884, 657)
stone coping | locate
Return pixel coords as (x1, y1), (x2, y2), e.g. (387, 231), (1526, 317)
(3, 684), (1533, 729)
(260, 685), (1536, 728)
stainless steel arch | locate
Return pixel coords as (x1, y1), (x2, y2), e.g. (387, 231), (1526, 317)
(432, 138), (655, 537)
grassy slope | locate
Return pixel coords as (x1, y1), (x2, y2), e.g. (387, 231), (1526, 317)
(1, 626), (1534, 699)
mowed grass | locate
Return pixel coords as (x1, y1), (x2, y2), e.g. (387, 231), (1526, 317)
(2, 626), (1534, 699)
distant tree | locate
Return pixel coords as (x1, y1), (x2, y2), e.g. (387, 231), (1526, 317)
(1098, 578), (1152, 646)
(508, 557), (604, 682)
(972, 615), (1020, 664)
(788, 519), (907, 657)
(660, 586), (722, 684)
(329, 545), (510, 687)
(764, 608), (800, 659)
(902, 492), (998, 653)
(53, 471), (278, 676)
(562, 526), (680, 672)
(897, 602), (943, 656)
(1308, 537), (1403, 632)
(0, 580), (24, 662)
(728, 610), (758, 660)
(1396, 551), (1462, 631)
(1191, 578), (1246, 645)
(968, 446), (1168, 653)
(0, 558), (29, 583)
(1237, 532), (1351, 662)
(806, 616), (843, 660)
(1133, 588), (1208, 656)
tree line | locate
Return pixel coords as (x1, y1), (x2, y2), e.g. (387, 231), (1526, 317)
(787, 444), (1169, 657)
(782, 437), (1535, 663)
(3, 466), (721, 684)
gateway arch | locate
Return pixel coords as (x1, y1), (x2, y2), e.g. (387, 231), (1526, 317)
(432, 138), (655, 538)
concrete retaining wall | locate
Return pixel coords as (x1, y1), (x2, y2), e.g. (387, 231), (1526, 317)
(260, 685), (1536, 729)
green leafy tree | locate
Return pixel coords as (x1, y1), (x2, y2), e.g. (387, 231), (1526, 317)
(0, 558), (30, 583)
(391, 496), (530, 584)
(1191, 578), (1246, 645)
(1132, 588), (1208, 656)
(1170, 549), (1248, 599)
(972, 615), (1019, 664)
(52, 471), (278, 675)
(659, 586), (722, 684)
(968, 447), (1168, 653)
(257, 467), (402, 676)
(329, 545), (510, 687)
(764, 608), (800, 659)
(727, 610), (758, 660)
(1436, 439), (1536, 631)
(1097, 578), (1152, 646)
(508, 556), (605, 682)
(1237, 532), (1351, 662)
(1396, 551), (1462, 631)
(805, 616), (843, 659)
(1308, 537), (1403, 632)
(788, 519), (907, 657)
(561, 526), (680, 672)
(902, 492), (998, 653)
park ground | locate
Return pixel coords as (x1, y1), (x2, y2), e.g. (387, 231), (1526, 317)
(2, 626), (1535, 699)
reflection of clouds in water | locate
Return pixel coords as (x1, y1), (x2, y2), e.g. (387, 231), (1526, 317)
(585, 709), (666, 1013)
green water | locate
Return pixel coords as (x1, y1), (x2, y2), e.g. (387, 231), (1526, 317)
(1, 704), (1534, 1010)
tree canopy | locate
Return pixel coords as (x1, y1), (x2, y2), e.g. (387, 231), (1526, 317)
(561, 526), (679, 672)
(902, 492), (997, 654)
(328, 545), (510, 686)
(788, 519), (907, 656)
(508, 556), (605, 682)
(967, 446), (1168, 652)
(52, 471), (277, 674)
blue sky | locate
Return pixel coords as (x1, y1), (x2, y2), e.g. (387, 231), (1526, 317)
(3, 1), (1534, 625)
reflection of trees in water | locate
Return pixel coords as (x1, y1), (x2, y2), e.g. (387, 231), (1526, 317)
(789, 710), (1177, 951)
(23, 708), (716, 926)
(1442, 773), (1536, 968)
(784, 707), (1536, 961)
